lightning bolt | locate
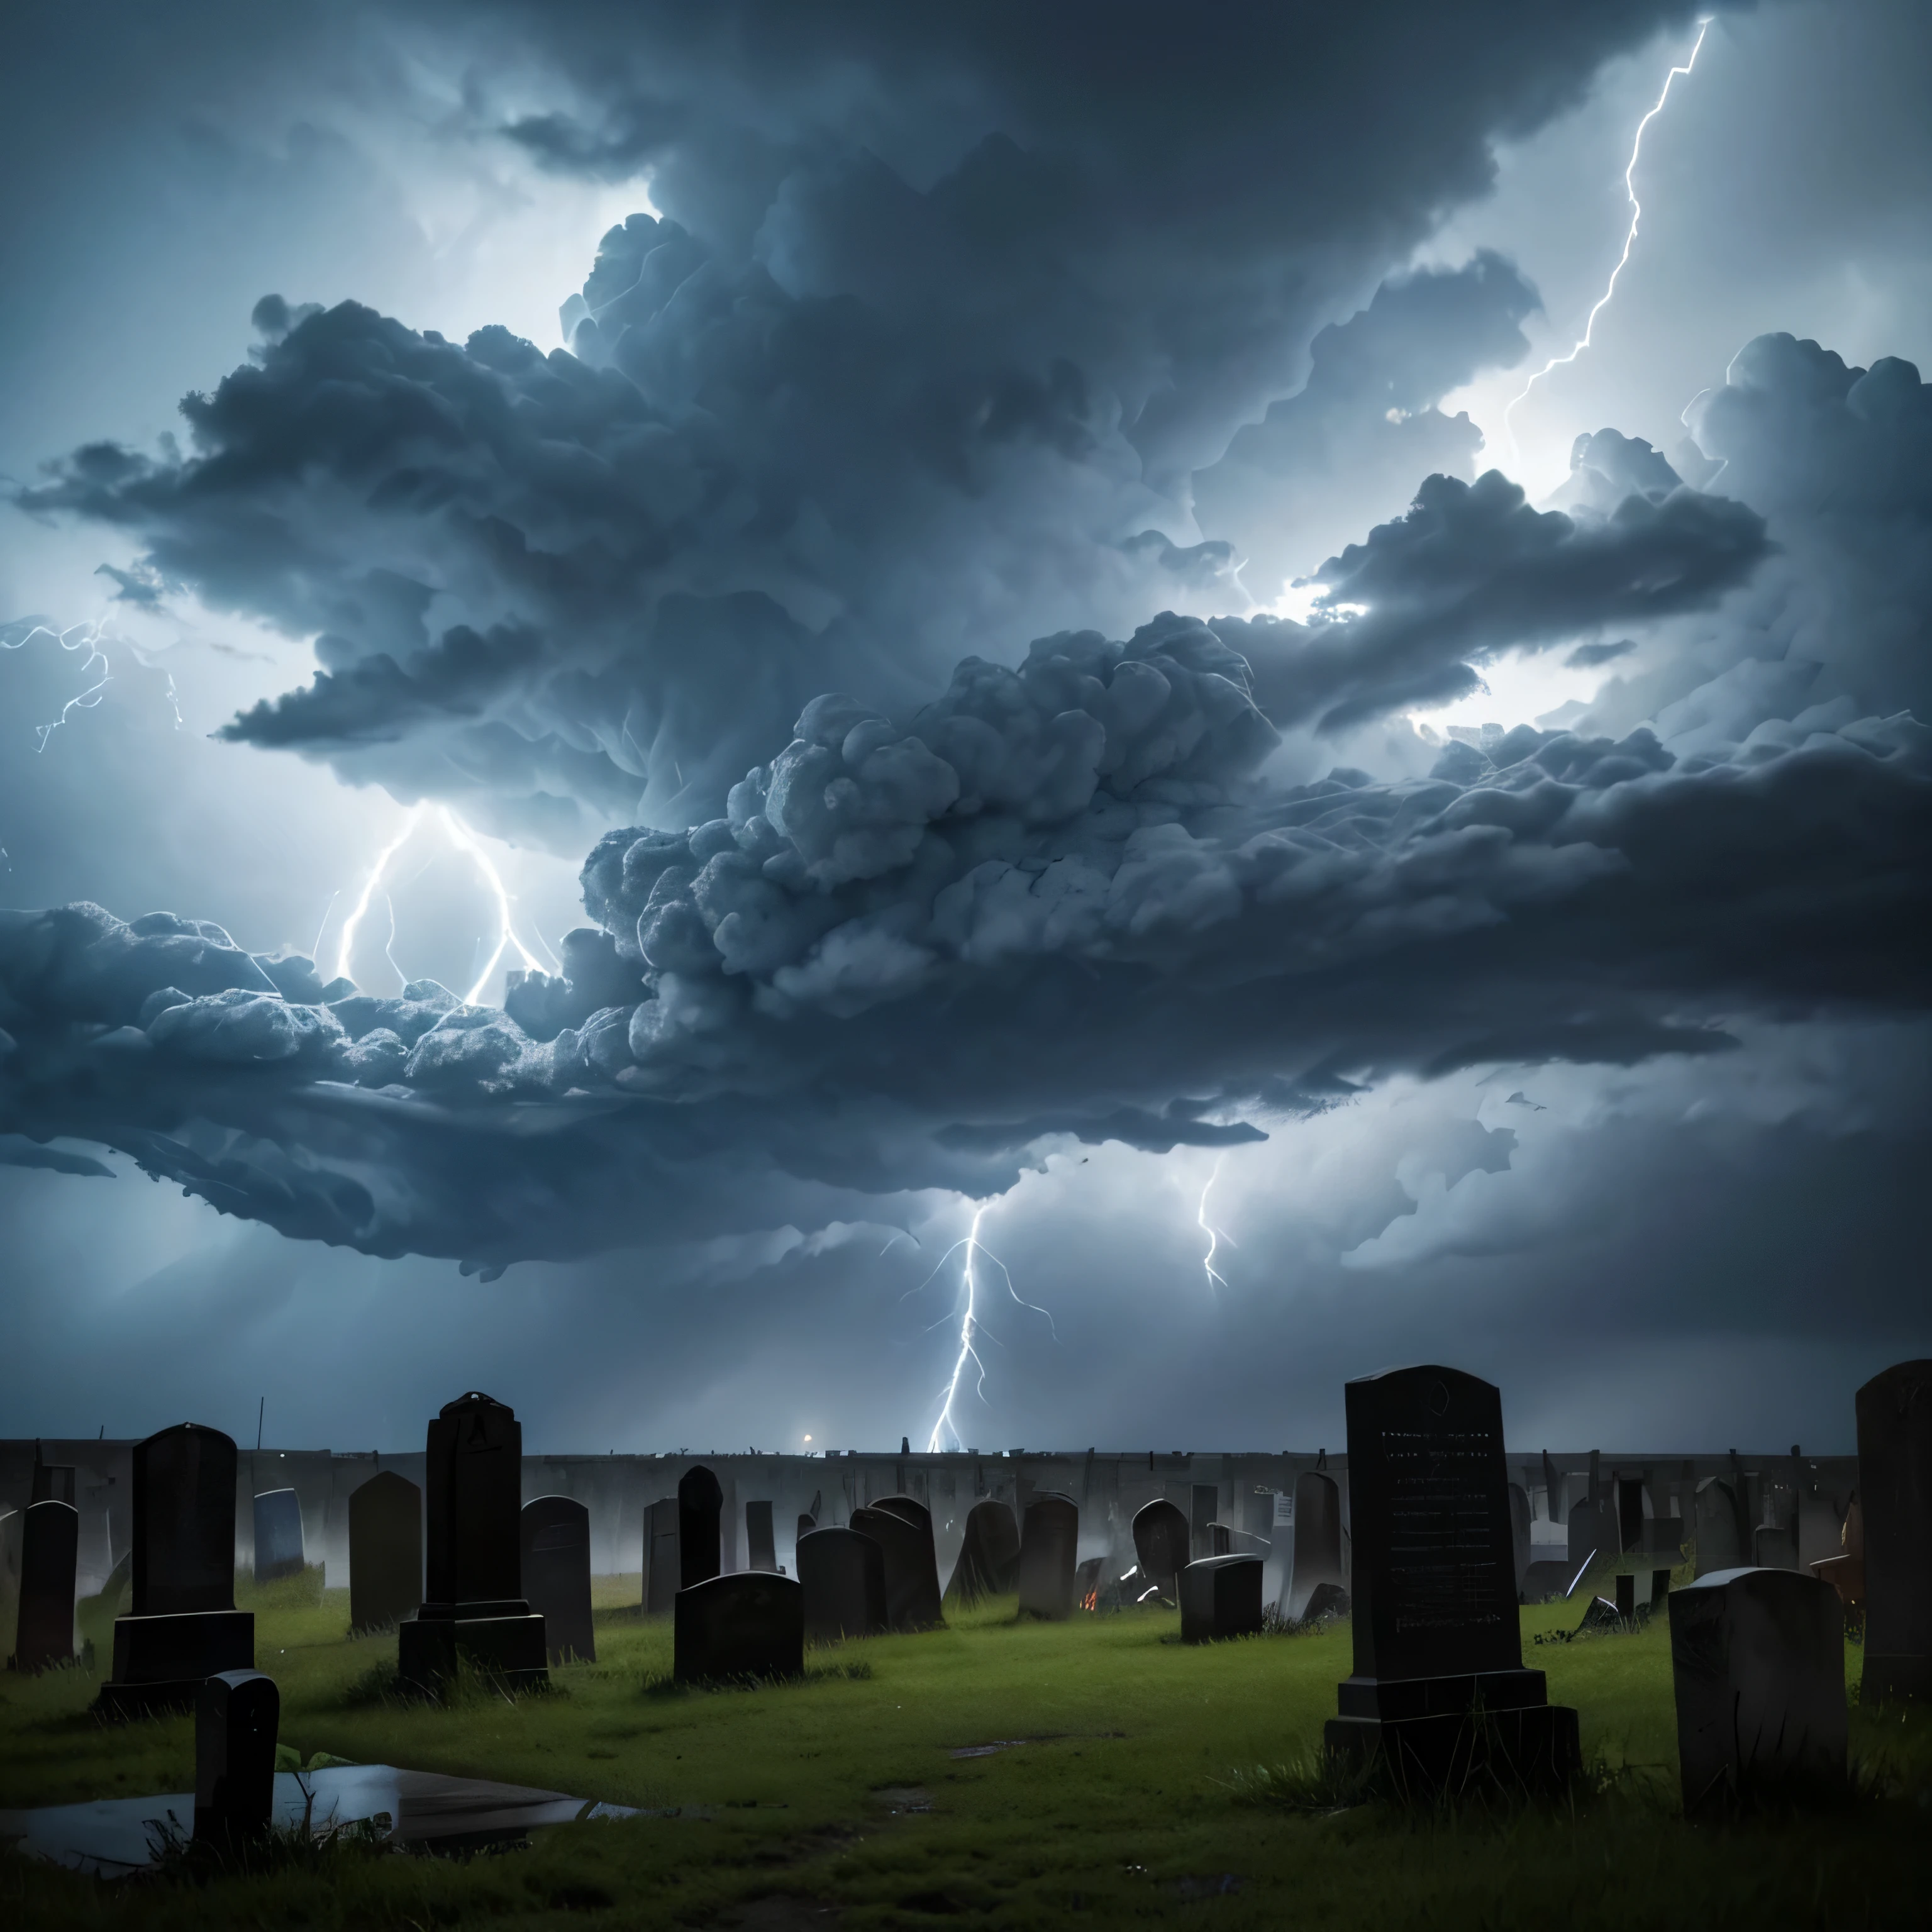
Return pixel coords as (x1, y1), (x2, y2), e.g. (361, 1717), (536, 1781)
(331, 801), (552, 1002)
(918, 1201), (1057, 1452)
(1503, 17), (1711, 456)
(1, 621), (113, 749)
(1197, 1154), (1235, 1292)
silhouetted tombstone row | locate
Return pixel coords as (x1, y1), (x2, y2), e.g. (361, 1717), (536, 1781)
(521, 1495), (595, 1665)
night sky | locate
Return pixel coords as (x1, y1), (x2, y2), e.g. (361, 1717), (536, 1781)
(2, 1), (1928, 1456)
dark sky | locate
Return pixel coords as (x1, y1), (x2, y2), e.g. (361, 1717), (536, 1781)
(2, 0), (1928, 1456)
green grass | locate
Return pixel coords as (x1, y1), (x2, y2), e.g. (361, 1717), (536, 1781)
(2, 1591), (1926, 1929)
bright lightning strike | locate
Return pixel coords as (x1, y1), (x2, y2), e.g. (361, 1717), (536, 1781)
(918, 1201), (1057, 1453)
(1197, 1155), (1235, 1292)
(1, 621), (113, 749)
(1502, 17), (1711, 457)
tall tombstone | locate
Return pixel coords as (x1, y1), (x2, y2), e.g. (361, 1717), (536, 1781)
(13, 1501), (79, 1673)
(1857, 1359), (1932, 1703)
(850, 1497), (944, 1631)
(674, 1572), (804, 1682)
(1131, 1498), (1191, 1597)
(97, 1423), (253, 1718)
(1670, 1567), (1846, 1814)
(746, 1501), (778, 1574)
(252, 1489), (306, 1585)
(397, 1392), (547, 1695)
(1016, 1494), (1079, 1621)
(1189, 1484), (1219, 1562)
(521, 1496), (595, 1665)
(194, 1670), (279, 1844)
(679, 1465), (724, 1589)
(1540, 1452), (1565, 1530)
(946, 1499), (1021, 1607)
(348, 1471), (421, 1635)
(1282, 1472), (1346, 1620)
(1323, 1366), (1579, 1794)
(1182, 1553), (1264, 1643)
(1693, 1479), (1747, 1578)
(798, 1526), (889, 1643)
(643, 1497), (680, 1614)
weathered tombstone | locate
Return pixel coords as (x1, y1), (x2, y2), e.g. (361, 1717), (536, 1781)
(746, 1501), (777, 1574)
(13, 1501), (78, 1672)
(397, 1392), (547, 1695)
(1508, 1483), (1533, 1597)
(1857, 1359), (1932, 1704)
(0, 1510), (20, 1667)
(1283, 1472), (1346, 1620)
(850, 1498), (944, 1630)
(97, 1423), (253, 1718)
(798, 1526), (889, 1643)
(520, 1496), (596, 1665)
(1753, 1522), (1800, 1571)
(1190, 1484), (1218, 1562)
(1693, 1478), (1747, 1578)
(946, 1499), (1021, 1607)
(1541, 1452), (1565, 1529)
(643, 1497), (680, 1614)
(1669, 1567), (1846, 1813)
(1131, 1498), (1191, 1597)
(252, 1489), (306, 1585)
(348, 1471), (421, 1634)
(1567, 1471), (1621, 1580)
(194, 1670), (279, 1843)
(679, 1465), (724, 1588)
(674, 1572), (804, 1682)
(1181, 1553), (1263, 1643)
(1016, 1494), (1079, 1621)
(1324, 1365), (1579, 1794)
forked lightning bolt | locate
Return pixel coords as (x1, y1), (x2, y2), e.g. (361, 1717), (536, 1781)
(1504, 18), (1711, 455)
(1197, 1155), (1235, 1292)
(1, 621), (113, 749)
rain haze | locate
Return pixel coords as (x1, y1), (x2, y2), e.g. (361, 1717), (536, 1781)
(3, 0), (1928, 1458)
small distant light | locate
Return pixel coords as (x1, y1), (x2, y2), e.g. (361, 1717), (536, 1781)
(803, 1435), (813, 1443)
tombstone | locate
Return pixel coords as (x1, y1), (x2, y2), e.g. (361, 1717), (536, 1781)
(674, 1572), (804, 1682)
(0, 1511), (19, 1668)
(798, 1526), (889, 1643)
(1301, 1580), (1350, 1623)
(1282, 1472), (1346, 1620)
(1181, 1554), (1264, 1643)
(397, 1392), (547, 1695)
(1669, 1567), (1846, 1814)
(1753, 1523), (1800, 1572)
(945, 1499), (1021, 1607)
(746, 1501), (777, 1574)
(31, 1462), (77, 1507)
(643, 1497), (680, 1614)
(1323, 1366), (1579, 1794)
(1131, 1499), (1191, 1597)
(252, 1489), (306, 1585)
(194, 1670), (279, 1844)
(1189, 1484), (1219, 1561)
(1016, 1494), (1079, 1621)
(1693, 1478), (1748, 1578)
(679, 1465), (724, 1588)
(1857, 1359), (1932, 1704)
(97, 1423), (253, 1718)
(348, 1472), (421, 1635)
(12, 1501), (79, 1673)
(850, 1497), (944, 1631)
(1616, 1476), (1646, 1557)
(1508, 1483), (1533, 1597)
(1567, 1480), (1621, 1581)
(520, 1496), (596, 1665)
(1541, 1452), (1565, 1529)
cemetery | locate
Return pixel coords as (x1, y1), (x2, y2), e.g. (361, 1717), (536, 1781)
(0, 1364), (1926, 1928)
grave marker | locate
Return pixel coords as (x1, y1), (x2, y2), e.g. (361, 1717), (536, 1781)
(194, 1670), (279, 1844)
(1693, 1478), (1748, 1577)
(679, 1466), (724, 1588)
(1016, 1494), (1079, 1621)
(798, 1526), (888, 1643)
(674, 1572), (804, 1682)
(1282, 1472), (1346, 1620)
(850, 1497), (944, 1630)
(1857, 1359), (1932, 1704)
(746, 1500), (777, 1573)
(1131, 1499), (1191, 1597)
(1323, 1365), (1579, 1793)
(520, 1496), (596, 1665)
(252, 1489), (306, 1585)
(1181, 1554), (1263, 1643)
(0, 1510), (19, 1667)
(945, 1499), (1020, 1607)
(13, 1501), (78, 1673)
(348, 1472), (422, 1634)
(643, 1497), (679, 1614)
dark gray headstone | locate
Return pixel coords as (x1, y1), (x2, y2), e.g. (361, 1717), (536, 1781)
(679, 1465), (724, 1588)
(1541, 1452), (1565, 1527)
(798, 1526), (888, 1643)
(1283, 1472), (1345, 1619)
(399, 1392), (545, 1695)
(644, 1497), (680, 1614)
(1324, 1365), (1579, 1794)
(14, 1500), (78, 1673)
(1180, 1553), (1263, 1643)
(674, 1571), (804, 1682)
(1016, 1494), (1079, 1621)
(194, 1670), (279, 1843)
(946, 1499), (1020, 1606)
(1669, 1567), (1846, 1814)
(1693, 1479), (1747, 1577)
(746, 1501), (777, 1573)
(1508, 1483), (1533, 1596)
(252, 1489), (306, 1585)
(1567, 1492), (1620, 1579)
(97, 1424), (253, 1718)
(348, 1472), (421, 1635)
(31, 1463), (76, 1507)
(0, 1511), (19, 1666)
(1616, 1476), (1645, 1556)
(1190, 1484), (1218, 1561)
(1131, 1499), (1191, 1591)
(1753, 1523), (1800, 1572)
(850, 1498), (944, 1631)
(521, 1496), (596, 1665)
(1857, 1358), (1932, 1704)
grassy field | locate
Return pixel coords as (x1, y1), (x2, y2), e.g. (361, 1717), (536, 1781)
(2, 1582), (1926, 1929)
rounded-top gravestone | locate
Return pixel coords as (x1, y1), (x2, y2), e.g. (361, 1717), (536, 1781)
(851, 1498), (944, 1630)
(1282, 1471), (1345, 1620)
(679, 1465), (724, 1589)
(133, 1423), (237, 1618)
(945, 1498), (1020, 1607)
(1132, 1499), (1191, 1593)
(1017, 1494), (1079, 1621)
(798, 1526), (889, 1643)
(1858, 1358), (1932, 1703)
(252, 1489), (306, 1585)
(521, 1495), (596, 1665)
(348, 1471), (421, 1635)
(13, 1500), (79, 1673)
